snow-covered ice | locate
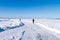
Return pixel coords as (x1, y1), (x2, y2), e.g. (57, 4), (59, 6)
(0, 19), (60, 40)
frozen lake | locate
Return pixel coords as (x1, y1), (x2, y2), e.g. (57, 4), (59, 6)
(0, 19), (60, 40)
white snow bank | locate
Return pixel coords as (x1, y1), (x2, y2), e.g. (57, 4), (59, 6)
(35, 19), (60, 30)
(0, 19), (20, 28)
(36, 23), (60, 35)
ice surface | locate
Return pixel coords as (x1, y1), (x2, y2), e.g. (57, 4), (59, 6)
(0, 19), (60, 40)
(0, 19), (24, 32)
(0, 28), (4, 32)
(0, 22), (24, 32)
(19, 31), (25, 40)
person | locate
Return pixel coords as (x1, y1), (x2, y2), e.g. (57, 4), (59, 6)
(32, 19), (34, 24)
(20, 18), (21, 22)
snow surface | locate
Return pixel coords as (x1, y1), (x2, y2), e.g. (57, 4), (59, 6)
(35, 19), (60, 30)
(0, 19), (60, 40)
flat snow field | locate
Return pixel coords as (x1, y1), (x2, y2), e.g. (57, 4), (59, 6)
(0, 19), (60, 40)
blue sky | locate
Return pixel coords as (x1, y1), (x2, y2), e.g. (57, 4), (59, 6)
(0, 0), (60, 18)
